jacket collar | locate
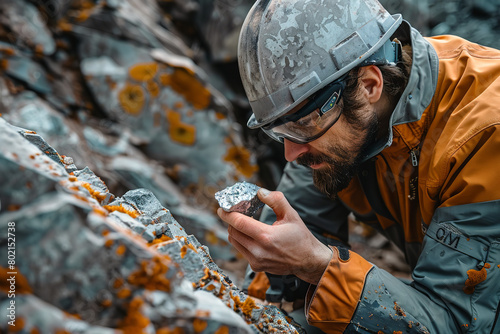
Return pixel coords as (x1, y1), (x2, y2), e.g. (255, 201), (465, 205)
(363, 21), (439, 160)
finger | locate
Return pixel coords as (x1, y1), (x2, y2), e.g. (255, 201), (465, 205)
(218, 208), (269, 240)
(227, 226), (259, 264)
(257, 188), (295, 221)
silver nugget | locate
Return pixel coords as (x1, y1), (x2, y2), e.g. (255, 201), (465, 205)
(215, 182), (264, 216)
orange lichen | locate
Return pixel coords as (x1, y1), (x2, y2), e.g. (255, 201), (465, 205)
(180, 243), (198, 259)
(174, 101), (184, 109)
(100, 299), (112, 307)
(8, 204), (21, 211)
(105, 239), (114, 248)
(116, 244), (127, 256)
(129, 63), (158, 82)
(102, 230), (110, 236)
(484, 263), (491, 269)
(223, 146), (259, 178)
(147, 80), (160, 97)
(119, 83), (145, 115)
(81, 182), (108, 202)
(55, 330), (71, 334)
(241, 297), (258, 317)
(117, 287), (131, 299)
(148, 234), (173, 246)
(0, 59), (8, 71)
(215, 112), (226, 120)
(30, 328), (40, 334)
(0, 46), (15, 56)
(9, 317), (24, 331)
(117, 297), (150, 334)
(393, 302), (406, 317)
(103, 205), (140, 219)
(0, 267), (32, 294)
(105, 75), (117, 89)
(214, 326), (229, 334)
(113, 278), (124, 289)
(157, 328), (185, 334)
(166, 110), (196, 145)
(193, 319), (208, 333)
(128, 257), (171, 292)
(160, 68), (211, 110)
(463, 266), (488, 294)
(393, 332), (402, 334)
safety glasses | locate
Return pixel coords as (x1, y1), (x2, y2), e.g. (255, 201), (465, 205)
(262, 76), (346, 144)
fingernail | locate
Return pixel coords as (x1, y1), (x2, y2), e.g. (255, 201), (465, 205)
(217, 208), (223, 216)
(259, 188), (270, 197)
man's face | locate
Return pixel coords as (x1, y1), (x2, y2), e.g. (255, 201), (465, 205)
(286, 97), (379, 198)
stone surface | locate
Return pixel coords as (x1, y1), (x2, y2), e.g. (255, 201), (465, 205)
(0, 119), (302, 333)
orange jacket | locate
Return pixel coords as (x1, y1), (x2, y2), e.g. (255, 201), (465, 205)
(261, 21), (500, 333)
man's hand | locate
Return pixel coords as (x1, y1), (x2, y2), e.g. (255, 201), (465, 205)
(217, 188), (332, 285)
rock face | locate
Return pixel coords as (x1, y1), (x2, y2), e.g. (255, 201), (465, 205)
(0, 0), (261, 261)
(1, 0), (500, 332)
(0, 118), (303, 333)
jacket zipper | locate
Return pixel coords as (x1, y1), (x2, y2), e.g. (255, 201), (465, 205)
(410, 147), (420, 167)
(407, 147), (420, 200)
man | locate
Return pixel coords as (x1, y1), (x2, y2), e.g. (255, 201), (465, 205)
(217, 0), (500, 332)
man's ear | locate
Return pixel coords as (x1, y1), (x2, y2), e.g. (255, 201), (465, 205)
(358, 65), (384, 104)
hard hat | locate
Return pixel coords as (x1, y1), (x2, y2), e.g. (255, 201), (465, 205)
(238, 0), (403, 129)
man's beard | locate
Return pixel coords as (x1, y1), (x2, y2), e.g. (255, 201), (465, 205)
(297, 113), (379, 199)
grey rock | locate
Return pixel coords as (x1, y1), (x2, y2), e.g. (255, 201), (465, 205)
(0, 0), (56, 55)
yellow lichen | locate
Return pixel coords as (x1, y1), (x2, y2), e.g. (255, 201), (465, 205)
(160, 68), (211, 110)
(223, 146), (259, 178)
(146, 80), (160, 97)
(119, 83), (145, 115)
(129, 63), (158, 82)
(166, 109), (196, 145)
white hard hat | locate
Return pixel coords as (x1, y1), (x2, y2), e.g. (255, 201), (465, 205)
(238, 0), (402, 128)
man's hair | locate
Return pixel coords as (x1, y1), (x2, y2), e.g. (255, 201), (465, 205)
(339, 44), (413, 125)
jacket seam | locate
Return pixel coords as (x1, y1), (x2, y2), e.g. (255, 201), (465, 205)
(426, 122), (500, 188)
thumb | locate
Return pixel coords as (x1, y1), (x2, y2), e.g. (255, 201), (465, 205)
(258, 188), (293, 220)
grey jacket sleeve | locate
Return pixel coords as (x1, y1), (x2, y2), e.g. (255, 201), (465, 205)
(343, 200), (500, 333)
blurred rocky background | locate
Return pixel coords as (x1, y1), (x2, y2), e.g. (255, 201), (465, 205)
(1, 0), (500, 332)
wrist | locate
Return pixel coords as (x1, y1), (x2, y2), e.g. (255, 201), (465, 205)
(297, 244), (333, 285)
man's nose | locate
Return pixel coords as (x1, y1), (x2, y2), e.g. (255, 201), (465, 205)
(284, 139), (309, 162)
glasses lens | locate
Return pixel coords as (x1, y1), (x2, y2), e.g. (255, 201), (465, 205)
(263, 80), (345, 144)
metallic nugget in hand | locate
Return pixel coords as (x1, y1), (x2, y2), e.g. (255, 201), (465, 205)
(215, 181), (264, 217)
